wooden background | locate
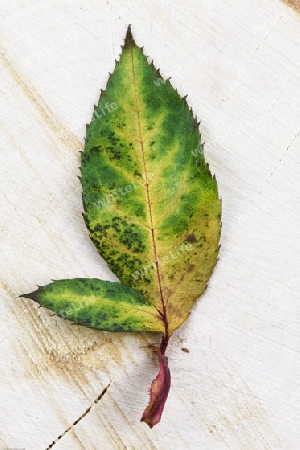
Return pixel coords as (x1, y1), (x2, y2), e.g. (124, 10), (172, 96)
(1, 0), (299, 449)
(282, 0), (300, 13)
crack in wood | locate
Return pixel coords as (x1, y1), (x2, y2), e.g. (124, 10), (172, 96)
(45, 382), (111, 450)
(269, 129), (300, 179)
(259, 129), (300, 196)
(226, 15), (283, 103)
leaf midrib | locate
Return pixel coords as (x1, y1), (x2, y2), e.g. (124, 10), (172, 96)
(129, 46), (167, 334)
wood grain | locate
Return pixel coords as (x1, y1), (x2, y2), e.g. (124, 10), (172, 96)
(281, 0), (300, 13)
(1, 0), (299, 448)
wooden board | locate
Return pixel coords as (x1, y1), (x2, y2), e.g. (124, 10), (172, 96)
(1, 0), (299, 448)
(281, 0), (300, 13)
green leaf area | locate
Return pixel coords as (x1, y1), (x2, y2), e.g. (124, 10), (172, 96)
(22, 279), (164, 332)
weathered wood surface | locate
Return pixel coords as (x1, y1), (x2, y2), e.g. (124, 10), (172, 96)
(281, 0), (300, 13)
(0, 0), (299, 448)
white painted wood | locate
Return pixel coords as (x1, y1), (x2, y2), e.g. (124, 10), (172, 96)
(1, 0), (299, 448)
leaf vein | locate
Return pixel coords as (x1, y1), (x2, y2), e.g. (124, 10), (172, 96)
(130, 46), (167, 330)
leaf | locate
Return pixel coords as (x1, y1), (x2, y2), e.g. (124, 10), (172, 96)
(21, 279), (164, 332)
(79, 25), (221, 426)
(81, 25), (221, 337)
(21, 25), (221, 428)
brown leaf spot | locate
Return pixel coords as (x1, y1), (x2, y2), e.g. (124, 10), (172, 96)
(186, 234), (197, 244)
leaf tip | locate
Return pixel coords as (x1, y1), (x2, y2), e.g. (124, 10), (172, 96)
(19, 293), (31, 299)
(123, 24), (136, 49)
(19, 288), (41, 302)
